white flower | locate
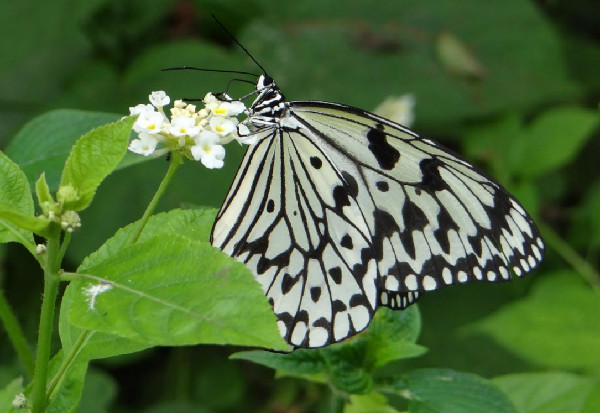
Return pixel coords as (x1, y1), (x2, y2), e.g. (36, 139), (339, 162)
(149, 91), (170, 108)
(209, 116), (236, 136)
(129, 103), (155, 116)
(168, 116), (202, 137)
(134, 111), (166, 134)
(203, 93), (220, 110)
(129, 133), (159, 156)
(211, 100), (246, 117)
(373, 94), (415, 127)
(191, 131), (226, 169)
(84, 282), (113, 310)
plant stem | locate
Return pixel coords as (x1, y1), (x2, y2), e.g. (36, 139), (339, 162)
(56, 231), (71, 264)
(0, 287), (35, 377)
(329, 390), (345, 413)
(46, 330), (93, 399)
(31, 223), (62, 413)
(541, 223), (600, 292)
(127, 153), (182, 244)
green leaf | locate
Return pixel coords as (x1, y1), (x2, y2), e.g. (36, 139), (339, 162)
(43, 354), (88, 413)
(473, 271), (600, 369)
(0, 151), (35, 248)
(463, 114), (523, 184)
(366, 307), (426, 369)
(77, 368), (117, 413)
(66, 209), (288, 350)
(59, 116), (135, 211)
(5, 110), (122, 191)
(345, 392), (401, 413)
(35, 172), (54, 208)
(233, 306), (424, 395)
(59, 209), (218, 364)
(231, 350), (326, 375)
(322, 341), (373, 394)
(0, 377), (23, 413)
(380, 368), (516, 413)
(582, 383), (600, 413)
(59, 274), (151, 363)
(513, 107), (598, 179)
(78, 208), (218, 272)
(492, 372), (597, 413)
(0, 202), (51, 236)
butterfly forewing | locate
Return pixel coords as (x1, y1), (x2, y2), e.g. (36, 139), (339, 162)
(211, 76), (544, 348)
(292, 102), (543, 289)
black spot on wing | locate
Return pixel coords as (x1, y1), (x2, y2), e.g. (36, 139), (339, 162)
(433, 206), (455, 254)
(376, 181), (389, 192)
(403, 197), (427, 232)
(328, 267), (343, 284)
(419, 158), (450, 192)
(341, 171), (359, 198)
(340, 234), (353, 249)
(366, 123), (400, 170)
(333, 185), (351, 210)
(310, 286), (322, 302)
(266, 199), (275, 213)
(281, 273), (299, 294)
(332, 299), (347, 313)
(310, 156), (322, 169)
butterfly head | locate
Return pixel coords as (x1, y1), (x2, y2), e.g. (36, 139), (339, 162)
(239, 74), (289, 133)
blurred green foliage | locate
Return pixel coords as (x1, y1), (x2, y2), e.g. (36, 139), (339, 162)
(1, 0), (600, 412)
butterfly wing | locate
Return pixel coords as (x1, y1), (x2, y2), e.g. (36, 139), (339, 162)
(212, 126), (393, 347)
(289, 101), (544, 301)
(211, 99), (543, 348)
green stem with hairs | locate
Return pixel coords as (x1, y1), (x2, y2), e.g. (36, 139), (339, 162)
(31, 223), (62, 413)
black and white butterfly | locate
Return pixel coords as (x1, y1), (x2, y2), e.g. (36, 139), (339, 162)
(210, 74), (544, 348)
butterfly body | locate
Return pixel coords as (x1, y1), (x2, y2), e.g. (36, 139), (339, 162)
(211, 75), (543, 348)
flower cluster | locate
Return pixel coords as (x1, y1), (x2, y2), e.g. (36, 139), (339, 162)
(128, 91), (249, 169)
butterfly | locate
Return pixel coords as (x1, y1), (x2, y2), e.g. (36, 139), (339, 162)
(210, 74), (544, 348)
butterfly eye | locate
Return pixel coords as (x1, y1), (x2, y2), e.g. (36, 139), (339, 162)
(258, 75), (274, 88)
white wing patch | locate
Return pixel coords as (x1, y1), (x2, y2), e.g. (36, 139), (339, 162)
(211, 80), (544, 348)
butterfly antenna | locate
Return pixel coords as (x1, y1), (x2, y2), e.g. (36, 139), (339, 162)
(211, 14), (269, 77)
(161, 67), (259, 77)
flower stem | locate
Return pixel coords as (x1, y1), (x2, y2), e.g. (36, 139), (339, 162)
(0, 287), (35, 377)
(127, 153), (182, 244)
(31, 223), (62, 413)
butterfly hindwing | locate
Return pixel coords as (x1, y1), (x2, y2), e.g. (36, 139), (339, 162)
(212, 124), (379, 347)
